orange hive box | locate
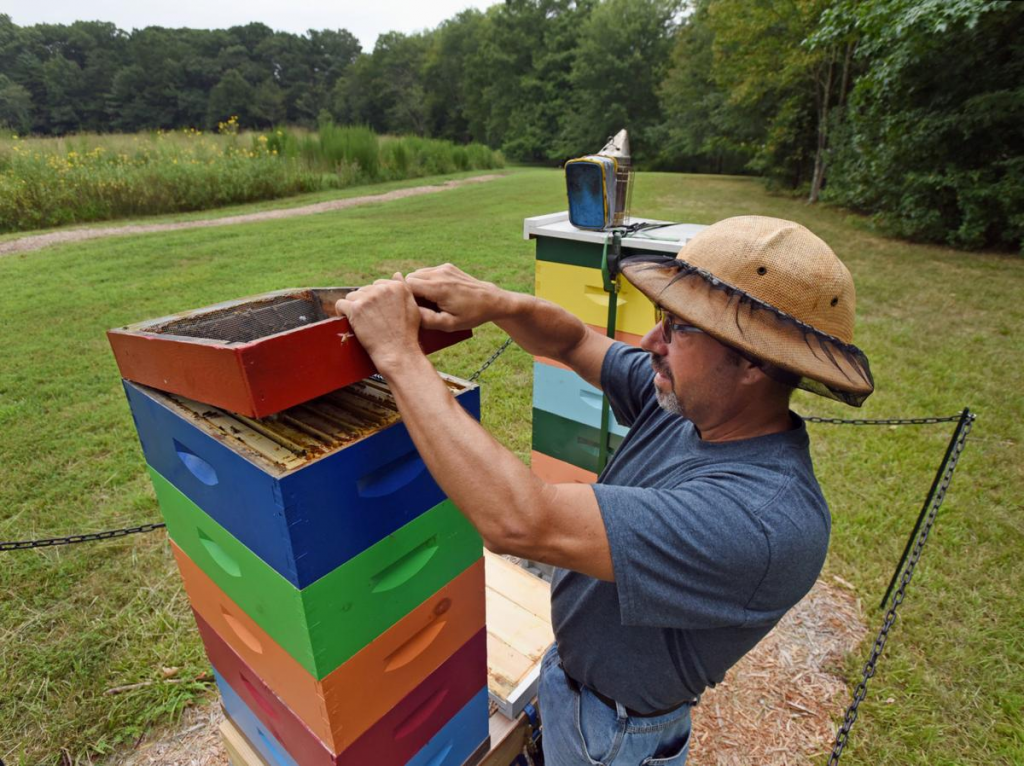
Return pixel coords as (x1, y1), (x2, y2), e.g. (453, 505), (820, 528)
(530, 451), (598, 485)
(172, 541), (485, 752)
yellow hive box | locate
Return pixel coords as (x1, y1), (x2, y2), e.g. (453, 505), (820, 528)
(534, 260), (655, 337)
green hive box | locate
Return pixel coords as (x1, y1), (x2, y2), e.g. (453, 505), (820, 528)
(532, 408), (624, 475)
(150, 467), (482, 679)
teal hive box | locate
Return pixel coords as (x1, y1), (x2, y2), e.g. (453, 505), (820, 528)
(533, 360), (628, 437)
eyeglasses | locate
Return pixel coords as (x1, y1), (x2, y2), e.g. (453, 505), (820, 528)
(655, 306), (704, 344)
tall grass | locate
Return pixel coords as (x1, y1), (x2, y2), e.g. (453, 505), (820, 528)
(0, 123), (504, 234)
(270, 121), (504, 183)
(315, 122), (380, 180)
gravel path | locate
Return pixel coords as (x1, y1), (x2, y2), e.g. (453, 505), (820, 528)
(0, 174), (505, 257)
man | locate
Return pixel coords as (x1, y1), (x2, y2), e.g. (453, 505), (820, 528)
(335, 216), (874, 765)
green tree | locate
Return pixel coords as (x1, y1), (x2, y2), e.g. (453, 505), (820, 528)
(421, 10), (489, 142)
(40, 55), (85, 134)
(656, 0), (751, 173)
(332, 55), (376, 127)
(0, 74), (32, 132)
(332, 31), (430, 134)
(255, 31), (315, 124)
(251, 79), (287, 126)
(707, 0), (841, 190)
(2, 20), (50, 132)
(816, 0), (1024, 250)
(308, 28), (362, 86)
(556, 0), (680, 162)
(293, 29), (362, 124)
(463, 0), (595, 161)
(207, 68), (255, 126)
(33, 21), (129, 131)
(108, 27), (200, 129)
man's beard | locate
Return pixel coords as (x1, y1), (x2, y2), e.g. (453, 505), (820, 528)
(652, 354), (685, 416)
(656, 387), (685, 416)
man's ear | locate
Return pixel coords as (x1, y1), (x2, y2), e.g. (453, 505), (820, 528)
(740, 361), (771, 388)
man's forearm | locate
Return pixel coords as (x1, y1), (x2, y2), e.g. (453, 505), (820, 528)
(405, 264), (604, 372)
(379, 350), (546, 555)
(494, 291), (590, 363)
(334, 273), (614, 580)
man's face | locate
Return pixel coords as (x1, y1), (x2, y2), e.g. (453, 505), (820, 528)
(640, 312), (746, 422)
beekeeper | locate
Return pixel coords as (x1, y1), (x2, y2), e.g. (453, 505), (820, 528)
(335, 215), (874, 766)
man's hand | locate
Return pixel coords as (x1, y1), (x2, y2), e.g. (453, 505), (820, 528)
(334, 273), (422, 374)
(406, 263), (508, 332)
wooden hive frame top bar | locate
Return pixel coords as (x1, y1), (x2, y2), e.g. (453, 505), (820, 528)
(154, 373), (473, 475)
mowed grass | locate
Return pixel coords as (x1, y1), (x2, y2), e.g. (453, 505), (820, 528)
(0, 169), (1021, 764)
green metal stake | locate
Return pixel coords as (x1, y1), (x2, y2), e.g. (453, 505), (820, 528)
(878, 407), (973, 610)
(597, 231), (622, 474)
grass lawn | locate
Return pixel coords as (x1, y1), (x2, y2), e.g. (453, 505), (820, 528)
(0, 168), (1021, 764)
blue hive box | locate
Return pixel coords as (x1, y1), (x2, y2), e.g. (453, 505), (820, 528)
(125, 374), (480, 588)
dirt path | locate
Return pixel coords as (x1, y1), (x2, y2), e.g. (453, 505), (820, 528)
(116, 575), (865, 765)
(0, 174), (505, 257)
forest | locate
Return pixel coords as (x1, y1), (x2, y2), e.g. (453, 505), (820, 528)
(1, 0), (1021, 250)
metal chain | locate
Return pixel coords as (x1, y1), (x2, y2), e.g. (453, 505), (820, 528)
(826, 413), (975, 765)
(804, 415), (964, 426)
(469, 336), (514, 382)
(0, 522), (166, 552)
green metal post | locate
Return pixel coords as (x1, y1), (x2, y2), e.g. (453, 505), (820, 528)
(597, 232), (622, 474)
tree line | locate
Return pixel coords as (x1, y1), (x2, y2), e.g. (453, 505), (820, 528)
(0, 0), (1021, 250)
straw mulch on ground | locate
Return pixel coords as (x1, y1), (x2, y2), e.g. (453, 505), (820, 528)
(118, 704), (227, 766)
(688, 577), (867, 766)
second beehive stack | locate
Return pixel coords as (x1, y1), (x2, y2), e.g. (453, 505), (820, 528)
(524, 213), (705, 483)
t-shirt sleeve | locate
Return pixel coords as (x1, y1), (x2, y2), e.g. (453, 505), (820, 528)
(600, 343), (655, 428)
(591, 480), (773, 630)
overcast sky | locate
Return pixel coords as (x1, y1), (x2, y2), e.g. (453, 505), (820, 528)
(3, 0), (499, 53)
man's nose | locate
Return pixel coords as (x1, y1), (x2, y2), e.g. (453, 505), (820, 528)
(640, 323), (667, 354)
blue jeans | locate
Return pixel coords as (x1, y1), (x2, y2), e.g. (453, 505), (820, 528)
(538, 645), (694, 765)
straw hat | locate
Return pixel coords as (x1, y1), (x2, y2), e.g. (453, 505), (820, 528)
(620, 215), (874, 406)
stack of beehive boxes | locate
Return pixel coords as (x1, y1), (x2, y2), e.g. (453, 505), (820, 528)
(524, 214), (704, 484)
(109, 288), (491, 766)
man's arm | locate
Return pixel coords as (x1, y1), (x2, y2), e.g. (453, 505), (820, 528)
(406, 264), (614, 389)
(335, 275), (614, 581)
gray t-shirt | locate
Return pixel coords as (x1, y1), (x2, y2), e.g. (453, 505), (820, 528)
(550, 343), (830, 713)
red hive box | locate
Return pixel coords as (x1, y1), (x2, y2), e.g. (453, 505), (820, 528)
(108, 287), (470, 418)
